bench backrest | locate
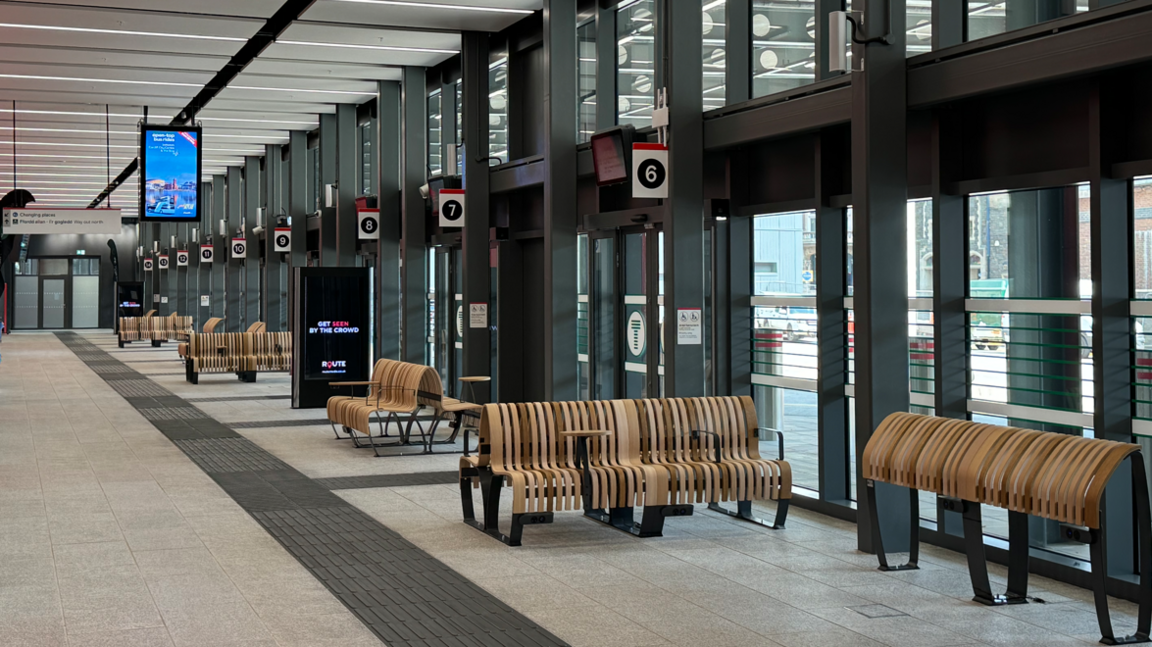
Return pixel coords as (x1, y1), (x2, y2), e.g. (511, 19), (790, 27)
(245, 321), (266, 333)
(203, 317), (223, 333)
(866, 412), (1140, 528)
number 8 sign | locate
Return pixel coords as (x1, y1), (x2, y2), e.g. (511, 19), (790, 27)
(439, 189), (465, 228)
(632, 143), (669, 199)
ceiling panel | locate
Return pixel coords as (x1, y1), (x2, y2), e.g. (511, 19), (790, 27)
(261, 42), (448, 68)
(244, 59), (401, 81)
(3, 0), (285, 19)
(230, 73), (380, 94)
(0, 89), (195, 109)
(0, 45), (226, 72)
(301, 0), (539, 32)
(196, 99), (338, 116)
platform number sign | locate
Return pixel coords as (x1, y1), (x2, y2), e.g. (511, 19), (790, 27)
(358, 209), (380, 240)
(200, 245), (214, 264)
(632, 143), (669, 199)
(439, 189), (465, 228)
(176, 251), (189, 267)
(273, 228), (292, 253)
(157, 254), (169, 270)
(231, 237), (247, 259)
(143, 257), (154, 272)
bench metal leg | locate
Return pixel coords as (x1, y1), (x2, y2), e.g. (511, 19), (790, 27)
(707, 498), (790, 530)
(866, 481), (920, 572)
(461, 472), (551, 547)
(460, 468), (479, 528)
(954, 500), (1027, 606)
(1093, 455), (1152, 645)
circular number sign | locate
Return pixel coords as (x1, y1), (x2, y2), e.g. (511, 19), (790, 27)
(360, 217), (378, 234)
(637, 159), (666, 191)
(276, 234), (290, 249)
(442, 199), (463, 223)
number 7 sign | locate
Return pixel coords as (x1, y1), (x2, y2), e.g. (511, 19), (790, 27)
(439, 189), (465, 228)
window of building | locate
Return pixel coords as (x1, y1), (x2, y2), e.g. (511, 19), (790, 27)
(428, 90), (442, 177)
(617, 0), (657, 128)
(751, 0), (816, 99)
(702, 0), (726, 109)
(490, 57), (509, 163)
(358, 120), (374, 196)
(578, 19), (597, 143)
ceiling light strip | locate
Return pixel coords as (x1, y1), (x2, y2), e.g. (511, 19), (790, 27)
(329, 0), (533, 14)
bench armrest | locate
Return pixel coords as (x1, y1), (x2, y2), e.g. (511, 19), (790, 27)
(691, 429), (723, 465)
(757, 428), (785, 461)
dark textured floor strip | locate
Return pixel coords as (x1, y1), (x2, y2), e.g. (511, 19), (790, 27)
(56, 332), (568, 647)
(228, 418), (335, 428)
(185, 395), (294, 403)
(316, 472), (460, 491)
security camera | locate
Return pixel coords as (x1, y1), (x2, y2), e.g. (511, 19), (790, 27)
(419, 183), (430, 200)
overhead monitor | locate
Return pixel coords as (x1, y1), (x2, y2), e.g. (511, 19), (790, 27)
(139, 125), (202, 222)
(590, 126), (634, 186)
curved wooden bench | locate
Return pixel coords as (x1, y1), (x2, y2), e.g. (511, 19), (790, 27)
(864, 412), (1151, 644)
(179, 317), (223, 358)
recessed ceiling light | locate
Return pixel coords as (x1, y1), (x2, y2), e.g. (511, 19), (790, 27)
(0, 73), (200, 88)
(199, 117), (315, 126)
(0, 153), (135, 160)
(229, 85), (373, 96)
(328, 0), (533, 14)
(277, 39), (457, 55)
(0, 23), (245, 42)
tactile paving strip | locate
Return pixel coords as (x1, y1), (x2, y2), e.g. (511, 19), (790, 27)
(174, 438), (293, 473)
(317, 472), (460, 491)
(56, 333), (568, 647)
(140, 406), (208, 421)
(185, 395), (293, 403)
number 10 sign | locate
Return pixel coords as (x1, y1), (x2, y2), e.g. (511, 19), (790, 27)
(439, 189), (465, 228)
(632, 143), (668, 199)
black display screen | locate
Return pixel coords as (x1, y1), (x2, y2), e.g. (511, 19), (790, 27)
(591, 130), (628, 186)
(302, 274), (368, 381)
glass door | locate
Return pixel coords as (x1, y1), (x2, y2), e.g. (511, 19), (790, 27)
(433, 245), (463, 397)
(622, 230), (650, 399)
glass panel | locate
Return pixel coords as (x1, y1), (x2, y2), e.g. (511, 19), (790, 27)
(42, 279), (65, 328)
(39, 259), (68, 276)
(490, 57), (509, 163)
(72, 276), (100, 328)
(623, 231), (649, 399)
(13, 276), (38, 329)
(753, 211), (815, 297)
(455, 81), (464, 171)
(578, 20), (598, 143)
(359, 121), (373, 196)
(427, 251), (437, 370)
(428, 90), (443, 177)
(617, 0), (657, 128)
(578, 234), (591, 400)
(702, 0), (726, 110)
(755, 385), (818, 491)
(907, 1), (932, 57)
(967, 1), (1075, 41)
(751, 0), (816, 99)
(593, 236), (616, 400)
(308, 145), (320, 212)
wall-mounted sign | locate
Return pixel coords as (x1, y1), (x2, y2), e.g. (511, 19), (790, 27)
(2, 208), (122, 235)
(161, 296), (168, 304)
(439, 189), (465, 228)
(273, 228), (292, 253)
(231, 237), (247, 259)
(200, 245), (214, 263)
(469, 303), (488, 329)
(358, 209), (380, 240)
(677, 308), (702, 345)
(176, 250), (189, 267)
(157, 254), (169, 270)
(632, 143), (669, 199)
(627, 310), (646, 357)
(143, 257), (154, 272)
(201, 295), (210, 307)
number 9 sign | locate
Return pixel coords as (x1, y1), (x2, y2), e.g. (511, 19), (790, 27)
(632, 143), (669, 199)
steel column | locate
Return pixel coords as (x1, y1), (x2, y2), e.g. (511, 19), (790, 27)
(226, 166), (243, 331)
(461, 32), (492, 395)
(816, 132), (849, 502)
(319, 113), (338, 266)
(544, 0), (579, 401)
(852, 0), (909, 553)
(244, 156), (261, 327)
(264, 145), (284, 330)
(378, 80), (402, 360)
(211, 175), (226, 323)
(725, 0), (751, 104)
(287, 131), (308, 337)
(931, 0), (966, 49)
(401, 66), (428, 365)
(336, 103), (359, 267)
(664, 0), (706, 397)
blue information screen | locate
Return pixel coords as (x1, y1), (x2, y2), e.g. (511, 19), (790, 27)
(140, 126), (201, 222)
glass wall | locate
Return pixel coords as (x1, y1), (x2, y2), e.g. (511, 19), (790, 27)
(702, 0), (726, 109)
(428, 90), (442, 177)
(358, 120), (373, 196)
(751, 0), (816, 99)
(578, 20), (597, 143)
(617, 0), (657, 128)
(490, 57), (509, 163)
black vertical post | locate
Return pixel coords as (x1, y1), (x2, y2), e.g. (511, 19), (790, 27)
(401, 66), (428, 365)
(211, 175), (226, 322)
(595, 3), (617, 131)
(725, 0), (750, 105)
(175, 224), (187, 319)
(244, 156), (261, 327)
(1090, 82), (1136, 579)
(816, 131), (849, 502)
(932, 0), (966, 49)
(225, 167), (242, 331)
(336, 103), (358, 267)
(729, 216), (752, 399)
(287, 132), (308, 337)
(853, 0), (908, 553)
(378, 80), (402, 360)
(544, 0), (579, 401)
(264, 144), (283, 330)
(665, 0), (706, 398)
(319, 113), (338, 266)
(462, 32), (492, 394)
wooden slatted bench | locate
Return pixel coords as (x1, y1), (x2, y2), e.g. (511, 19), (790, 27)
(184, 331), (292, 384)
(864, 412), (1151, 645)
(119, 313), (191, 347)
(326, 358), (482, 456)
(178, 317), (223, 358)
(459, 395), (791, 546)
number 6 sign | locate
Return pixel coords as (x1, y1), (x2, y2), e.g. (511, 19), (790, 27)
(632, 143), (668, 199)
(439, 189), (465, 228)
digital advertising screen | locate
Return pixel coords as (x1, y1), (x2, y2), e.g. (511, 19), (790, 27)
(591, 126), (633, 186)
(139, 125), (202, 222)
(292, 268), (370, 408)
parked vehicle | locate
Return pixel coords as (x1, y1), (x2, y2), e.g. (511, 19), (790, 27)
(756, 306), (816, 342)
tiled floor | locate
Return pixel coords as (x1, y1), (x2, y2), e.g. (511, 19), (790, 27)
(0, 330), (1140, 647)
